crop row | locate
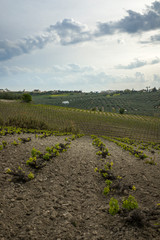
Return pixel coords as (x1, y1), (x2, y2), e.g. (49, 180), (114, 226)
(102, 136), (158, 165)
(5, 133), (84, 182)
(91, 135), (160, 228)
(0, 101), (160, 141)
(112, 137), (160, 151)
(91, 135), (141, 219)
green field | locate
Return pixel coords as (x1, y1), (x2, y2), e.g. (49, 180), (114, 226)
(0, 101), (160, 142)
(31, 90), (160, 117)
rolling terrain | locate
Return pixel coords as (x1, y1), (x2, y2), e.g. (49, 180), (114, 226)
(0, 99), (160, 239)
(31, 90), (160, 117)
(0, 101), (160, 142)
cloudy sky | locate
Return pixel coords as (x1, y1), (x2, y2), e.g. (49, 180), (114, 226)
(0, 0), (160, 92)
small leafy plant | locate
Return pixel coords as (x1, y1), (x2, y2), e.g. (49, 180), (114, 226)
(26, 157), (45, 169)
(132, 185), (136, 191)
(122, 195), (138, 211)
(103, 180), (112, 196)
(28, 172), (34, 179)
(11, 140), (19, 146)
(103, 186), (110, 196)
(109, 197), (120, 215)
(43, 153), (51, 161)
(2, 140), (7, 148)
(18, 137), (31, 143)
(31, 148), (41, 157)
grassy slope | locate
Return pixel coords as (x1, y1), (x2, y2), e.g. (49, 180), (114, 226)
(0, 101), (160, 142)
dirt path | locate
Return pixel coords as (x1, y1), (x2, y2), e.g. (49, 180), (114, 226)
(0, 134), (160, 239)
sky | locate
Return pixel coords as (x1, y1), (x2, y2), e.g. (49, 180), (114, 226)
(0, 0), (160, 92)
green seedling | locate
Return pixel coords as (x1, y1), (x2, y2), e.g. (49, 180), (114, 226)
(43, 153), (51, 161)
(117, 175), (122, 179)
(46, 147), (52, 154)
(132, 185), (136, 191)
(104, 161), (113, 171)
(26, 157), (37, 166)
(28, 172), (34, 179)
(31, 148), (41, 157)
(2, 140), (7, 148)
(122, 195), (138, 211)
(105, 179), (112, 186)
(103, 186), (110, 196)
(11, 140), (19, 146)
(52, 148), (60, 156)
(6, 168), (12, 173)
(109, 198), (120, 215)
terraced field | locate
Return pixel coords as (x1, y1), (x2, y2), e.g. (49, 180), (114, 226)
(0, 128), (160, 240)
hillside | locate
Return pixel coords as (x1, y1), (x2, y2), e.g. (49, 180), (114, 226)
(0, 101), (160, 142)
(0, 131), (160, 239)
(31, 90), (160, 117)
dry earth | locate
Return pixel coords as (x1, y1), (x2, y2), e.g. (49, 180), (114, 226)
(0, 133), (160, 240)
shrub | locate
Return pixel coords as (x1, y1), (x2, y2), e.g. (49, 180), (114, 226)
(119, 108), (125, 114)
(21, 93), (32, 103)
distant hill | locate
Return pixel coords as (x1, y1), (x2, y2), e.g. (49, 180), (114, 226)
(31, 90), (160, 117)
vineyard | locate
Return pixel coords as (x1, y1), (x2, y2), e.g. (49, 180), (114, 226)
(0, 99), (160, 239)
(0, 127), (160, 239)
(31, 90), (160, 117)
(0, 101), (160, 142)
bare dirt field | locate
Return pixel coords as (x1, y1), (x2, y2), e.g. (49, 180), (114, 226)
(0, 133), (160, 240)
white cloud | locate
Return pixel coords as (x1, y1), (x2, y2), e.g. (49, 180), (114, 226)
(1, 2), (160, 62)
(0, 63), (151, 91)
(115, 57), (160, 69)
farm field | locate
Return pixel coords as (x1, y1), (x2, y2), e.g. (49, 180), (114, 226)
(0, 129), (160, 239)
(0, 101), (160, 142)
(31, 90), (160, 117)
(0, 100), (160, 239)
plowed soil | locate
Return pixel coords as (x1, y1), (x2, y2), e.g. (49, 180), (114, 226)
(0, 134), (160, 240)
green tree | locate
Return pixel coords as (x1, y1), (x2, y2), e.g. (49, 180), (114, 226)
(119, 108), (125, 114)
(21, 93), (32, 103)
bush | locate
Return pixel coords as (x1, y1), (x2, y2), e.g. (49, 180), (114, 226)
(119, 108), (125, 114)
(21, 93), (32, 103)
